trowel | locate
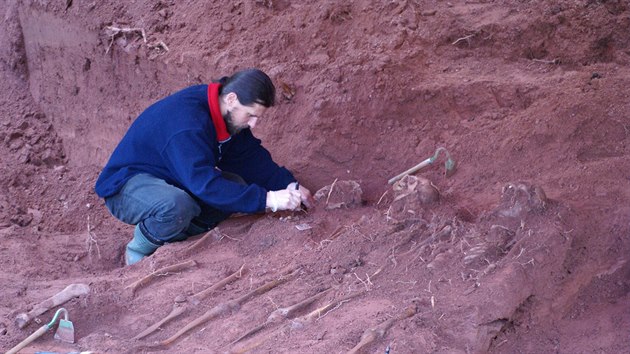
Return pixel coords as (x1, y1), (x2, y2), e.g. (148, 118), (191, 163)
(53, 308), (75, 343)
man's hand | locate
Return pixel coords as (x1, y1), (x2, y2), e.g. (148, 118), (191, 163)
(266, 189), (302, 212)
(287, 182), (315, 209)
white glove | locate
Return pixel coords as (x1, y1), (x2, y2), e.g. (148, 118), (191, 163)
(266, 189), (301, 212)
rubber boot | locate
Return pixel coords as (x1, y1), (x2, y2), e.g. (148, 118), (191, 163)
(125, 226), (160, 265)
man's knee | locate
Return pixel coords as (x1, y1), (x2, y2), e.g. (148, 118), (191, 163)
(151, 190), (201, 235)
(163, 191), (200, 220)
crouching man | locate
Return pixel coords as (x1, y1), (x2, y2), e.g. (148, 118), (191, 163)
(95, 68), (313, 265)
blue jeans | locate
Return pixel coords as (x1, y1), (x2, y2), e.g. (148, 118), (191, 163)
(104, 173), (242, 244)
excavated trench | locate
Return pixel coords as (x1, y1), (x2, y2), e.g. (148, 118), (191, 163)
(1, 1), (629, 353)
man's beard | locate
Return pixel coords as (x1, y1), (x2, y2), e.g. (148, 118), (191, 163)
(224, 110), (244, 135)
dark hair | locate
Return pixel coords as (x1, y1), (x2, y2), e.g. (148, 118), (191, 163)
(217, 68), (276, 107)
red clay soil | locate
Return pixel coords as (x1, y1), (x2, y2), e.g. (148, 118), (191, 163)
(1, 1), (629, 353)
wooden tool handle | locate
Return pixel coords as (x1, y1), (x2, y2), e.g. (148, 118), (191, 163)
(388, 158), (432, 185)
(6, 324), (49, 354)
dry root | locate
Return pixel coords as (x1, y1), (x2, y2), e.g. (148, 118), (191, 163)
(104, 25), (169, 58)
(452, 33), (475, 45)
(104, 26), (147, 54)
(86, 215), (101, 259)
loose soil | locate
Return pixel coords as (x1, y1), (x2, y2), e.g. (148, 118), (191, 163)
(1, 1), (629, 353)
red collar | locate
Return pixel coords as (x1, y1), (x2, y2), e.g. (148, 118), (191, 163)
(208, 83), (231, 142)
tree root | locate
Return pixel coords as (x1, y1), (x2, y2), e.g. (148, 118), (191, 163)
(125, 260), (197, 296)
(133, 264), (245, 340)
(347, 304), (417, 354)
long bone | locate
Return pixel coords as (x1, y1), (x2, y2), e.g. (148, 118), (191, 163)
(231, 287), (332, 345)
(347, 304), (417, 354)
(230, 290), (365, 354)
(133, 264), (245, 340)
(126, 260), (197, 296)
(15, 283), (90, 329)
(156, 268), (300, 347)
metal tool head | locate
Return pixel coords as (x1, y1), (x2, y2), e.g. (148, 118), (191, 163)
(444, 156), (457, 177)
(53, 308), (75, 343)
(432, 147), (457, 177)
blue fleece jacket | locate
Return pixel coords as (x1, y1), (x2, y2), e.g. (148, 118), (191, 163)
(94, 84), (295, 213)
